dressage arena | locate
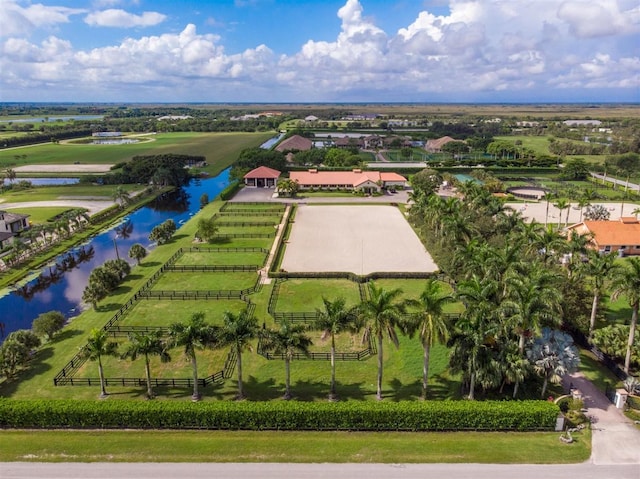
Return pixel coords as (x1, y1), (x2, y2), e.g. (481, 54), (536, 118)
(281, 205), (438, 275)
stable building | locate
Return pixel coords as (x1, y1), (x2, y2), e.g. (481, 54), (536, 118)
(289, 169), (407, 194)
(243, 166), (281, 188)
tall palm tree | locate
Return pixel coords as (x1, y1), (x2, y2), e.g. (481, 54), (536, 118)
(314, 297), (359, 400)
(168, 312), (219, 401)
(501, 266), (562, 397)
(405, 279), (454, 399)
(454, 275), (500, 400)
(78, 328), (119, 398)
(359, 282), (406, 400)
(581, 251), (620, 338)
(218, 310), (259, 399)
(553, 198), (570, 228)
(610, 257), (640, 374)
(121, 330), (171, 399)
(632, 207), (640, 220)
(260, 319), (313, 399)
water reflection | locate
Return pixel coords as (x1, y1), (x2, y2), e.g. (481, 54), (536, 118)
(0, 169), (231, 341)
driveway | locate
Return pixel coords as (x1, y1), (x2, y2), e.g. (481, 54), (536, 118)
(562, 372), (640, 465)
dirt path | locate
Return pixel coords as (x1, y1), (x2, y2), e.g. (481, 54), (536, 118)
(0, 199), (114, 215)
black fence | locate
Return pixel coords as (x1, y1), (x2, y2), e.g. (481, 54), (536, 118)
(213, 233), (275, 239)
(214, 221), (279, 227)
(166, 264), (260, 272)
(257, 335), (377, 362)
(185, 246), (269, 253)
(216, 211), (284, 218)
(139, 290), (251, 300)
(54, 371), (226, 387)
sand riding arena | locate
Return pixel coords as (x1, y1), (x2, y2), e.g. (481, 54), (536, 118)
(280, 205), (438, 275)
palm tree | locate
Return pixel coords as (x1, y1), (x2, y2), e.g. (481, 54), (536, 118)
(543, 191), (557, 226)
(4, 168), (16, 184)
(218, 310), (259, 399)
(581, 251), (620, 338)
(260, 319), (313, 399)
(405, 279), (454, 399)
(501, 266), (562, 397)
(128, 243), (147, 265)
(359, 282), (406, 400)
(121, 330), (171, 399)
(112, 186), (131, 206)
(526, 328), (580, 398)
(610, 257), (640, 374)
(454, 275), (500, 400)
(633, 207), (640, 220)
(79, 328), (119, 398)
(553, 198), (570, 228)
(314, 297), (360, 400)
(168, 312), (219, 401)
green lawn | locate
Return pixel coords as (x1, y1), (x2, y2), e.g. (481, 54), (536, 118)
(0, 132), (274, 176)
(274, 279), (362, 311)
(0, 429), (590, 463)
(0, 183), (140, 203)
(151, 271), (259, 291)
(176, 251), (267, 266)
(7, 206), (72, 225)
(114, 299), (249, 328)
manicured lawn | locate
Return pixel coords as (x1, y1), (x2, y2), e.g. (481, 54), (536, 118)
(151, 271), (259, 291)
(0, 132), (274, 176)
(578, 349), (623, 392)
(0, 184), (140, 202)
(0, 429), (591, 463)
(176, 251), (267, 266)
(114, 299), (249, 327)
(7, 206), (72, 225)
(274, 279), (362, 311)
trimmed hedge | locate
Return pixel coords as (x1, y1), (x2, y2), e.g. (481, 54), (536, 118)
(219, 181), (242, 201)
(0, 399), (558, 431)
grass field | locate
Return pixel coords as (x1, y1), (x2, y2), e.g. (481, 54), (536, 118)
(0, 183), (140, 203)
(5, 206), (72, 225)
(0, 429), (590, 463)
(0, 132), (274, 176)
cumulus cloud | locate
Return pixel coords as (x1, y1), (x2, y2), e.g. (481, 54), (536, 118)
(0, 0), (638, 101)
(0, 0), (86, 37)
(84, 9), (167, 28)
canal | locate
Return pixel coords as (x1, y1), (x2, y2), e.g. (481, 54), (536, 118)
(0, 169), (231, 340)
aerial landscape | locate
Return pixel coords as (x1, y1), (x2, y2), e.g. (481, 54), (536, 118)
(0, 0), (639, 478)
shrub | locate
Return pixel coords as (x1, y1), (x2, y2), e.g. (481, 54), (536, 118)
(0, 399), (558, 431)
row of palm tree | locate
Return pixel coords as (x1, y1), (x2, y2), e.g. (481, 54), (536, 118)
(409, 179), (640, 398)
(82, 310), (259, 400)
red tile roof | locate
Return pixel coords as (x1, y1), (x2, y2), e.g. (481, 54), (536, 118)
(568, 218), (640, 247)
(243, 166), (282, 179)
(275, 135), (313, 152)
(289, 170), (406, 187)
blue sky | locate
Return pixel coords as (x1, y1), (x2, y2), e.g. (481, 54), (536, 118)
(1, 0), (639, 103)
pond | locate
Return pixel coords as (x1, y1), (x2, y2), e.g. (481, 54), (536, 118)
(3, 178), (80, 186)
(0, 169), (231, 342)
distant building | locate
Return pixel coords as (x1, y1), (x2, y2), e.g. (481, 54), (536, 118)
(157, 115), (192, 121)
(563, 120), (602, 126)
(0, 210), (30, 248)
(425, 136), (457, 153)
(275, 135), (313, 152)
(304, 115), (319, 122)
(566, 217), (640, 256)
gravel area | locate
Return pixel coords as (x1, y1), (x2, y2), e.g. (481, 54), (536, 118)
(281, 205), (438, 274)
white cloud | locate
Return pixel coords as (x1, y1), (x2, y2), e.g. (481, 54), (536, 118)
(84, 9), (166, 28)
(0, 0), (638, 101)
(0, 0), (86, 37)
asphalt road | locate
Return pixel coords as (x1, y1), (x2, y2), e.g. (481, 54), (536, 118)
(3, 462), (639, 479)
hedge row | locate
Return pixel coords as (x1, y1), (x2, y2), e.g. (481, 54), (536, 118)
(219, 181), (242, 201)
(0, 399), (558, 431)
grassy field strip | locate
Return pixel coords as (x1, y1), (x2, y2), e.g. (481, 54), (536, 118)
(0, 430), (591, 463)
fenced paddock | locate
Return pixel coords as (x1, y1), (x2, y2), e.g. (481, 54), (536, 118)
(281, 205), (438, 275)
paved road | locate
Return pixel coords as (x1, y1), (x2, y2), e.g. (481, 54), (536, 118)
(3, 462), (639, 479)
(590, 172), (640, 193)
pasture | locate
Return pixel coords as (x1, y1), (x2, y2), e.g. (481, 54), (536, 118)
(0, 132), (274, 176)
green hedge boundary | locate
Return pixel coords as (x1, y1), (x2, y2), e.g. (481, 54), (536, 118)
(219, 181), (242, 201)
(0, 399), (558, 431)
